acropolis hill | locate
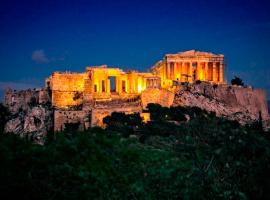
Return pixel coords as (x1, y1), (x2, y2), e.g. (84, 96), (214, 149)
(4, 50), (269, 142)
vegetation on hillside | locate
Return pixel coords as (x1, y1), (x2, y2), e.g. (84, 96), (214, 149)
(231, 76), (244, 86)
(0, 103), (9, 133)
(0, 103), (270, 199)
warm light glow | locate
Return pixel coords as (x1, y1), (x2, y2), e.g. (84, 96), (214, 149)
(140, 113), (150, 123)
(199, 70), (204, 80)
(176, 73), (181, 80)
(138, 84), (142, 93)
(137, 76), (143, 93)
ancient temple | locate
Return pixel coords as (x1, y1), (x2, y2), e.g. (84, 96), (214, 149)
(151, 50), (225, 88)
(46, 50), (225, 109)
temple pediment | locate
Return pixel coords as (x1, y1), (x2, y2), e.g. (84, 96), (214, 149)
(166, 50), (224, 58)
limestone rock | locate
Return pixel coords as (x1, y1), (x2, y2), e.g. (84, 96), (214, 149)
(4, 105), (53, 144)
(5, 118), (23, 134)
(173, 82), (270, 128)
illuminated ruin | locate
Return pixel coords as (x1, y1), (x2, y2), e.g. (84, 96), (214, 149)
(47, 50), (225, 109)
(4, 50), (270, 135)
(1, 50), (230, 133)
(36, 50), (225, 131)
(41, 50), (227, 131)
(48, 66), (161, 109)
(151, 50), (225, 88)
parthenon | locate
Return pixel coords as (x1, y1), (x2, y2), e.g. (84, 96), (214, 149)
(151, 50), (225, 88)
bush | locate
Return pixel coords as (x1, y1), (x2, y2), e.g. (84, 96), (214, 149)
(1, 105), (270, 199)
(231, 76), (244, 86)
(103, 112), (143, 137)
(0, 103), (10, 133)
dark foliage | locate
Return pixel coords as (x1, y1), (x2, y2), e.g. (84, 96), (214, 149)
(0, 105), (270, 199)
(231, 76), (244, 86)
(103, 112), (143, 137)
(0, 103), (10, 133)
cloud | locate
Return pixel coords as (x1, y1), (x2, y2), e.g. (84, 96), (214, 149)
(31, 49), (49, 63)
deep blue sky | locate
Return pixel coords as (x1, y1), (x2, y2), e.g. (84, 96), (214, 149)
(0, 0), (270, 99)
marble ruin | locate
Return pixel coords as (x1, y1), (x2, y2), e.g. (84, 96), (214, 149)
(151, 50), (225, 88)
(4, 50), (269, 135)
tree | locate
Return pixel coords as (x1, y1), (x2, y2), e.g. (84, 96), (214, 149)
(231, 76), (244, 86)
(103, 112), (142, 127)
(0, 103), (10, 133)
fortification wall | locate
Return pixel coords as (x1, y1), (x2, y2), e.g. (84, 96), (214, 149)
(54, 110), (91, 132)
(141, 88), (175, 108)
(50, 73), (86, 91)
(91, 104), (142, 127)
(4, 89), (50, 113)
(52, 91), (83, 108)
(50, 73), (86, 108)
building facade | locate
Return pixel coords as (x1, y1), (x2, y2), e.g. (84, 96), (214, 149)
(47, 65), (161, 109)
(151, 50), (225, 88)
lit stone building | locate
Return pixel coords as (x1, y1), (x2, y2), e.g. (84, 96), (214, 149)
(43, 50), (227, 131)
(47, 65), (161, 109)
(47, 50), (225, 109)
(5, 50), (270, 135)
(151, 50), (225, 88)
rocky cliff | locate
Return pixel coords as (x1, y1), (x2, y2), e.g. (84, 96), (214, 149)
(4, 89), (53, 144)
(172, 82), (270, 128)
(3, 82), (269, 143)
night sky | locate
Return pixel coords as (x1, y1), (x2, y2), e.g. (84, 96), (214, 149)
(0, 0), (270, 100)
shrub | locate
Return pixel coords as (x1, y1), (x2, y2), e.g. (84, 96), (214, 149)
(1, 105), (270, 199)
(231, 76), (244, 86)
(0, 103), (10, 133)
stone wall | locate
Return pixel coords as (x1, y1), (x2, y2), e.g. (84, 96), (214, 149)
(50, 73), (86, 108)
(54, 110), (91, 132)
(4, 88), (50, 113)
(50, 73), (86, 91)
(141, 88), (175, 108)
(52, 90), (83, 108)
(91, 103), (142, 127)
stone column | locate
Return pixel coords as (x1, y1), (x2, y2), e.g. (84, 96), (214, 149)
(189, 62), (193, 82)
(205, 62), (209, 81)
(173, 62), (178, 80)
(219, 62), (224, 83)
(196, 62), (200, 80)
(182, 62), (186, 82)
(178, 62), (182, 81)
(107, 78), (110, 94)
(162, 63), (166, 81)
(167, 62), (171, 80)
(213, 62), (218, 82)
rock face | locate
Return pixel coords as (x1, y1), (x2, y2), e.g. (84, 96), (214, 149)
(5, 105), (53, 144)
(4, 89), (53, 144)
(3, 81), (269, 143)
(173, 82), (270, 128)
